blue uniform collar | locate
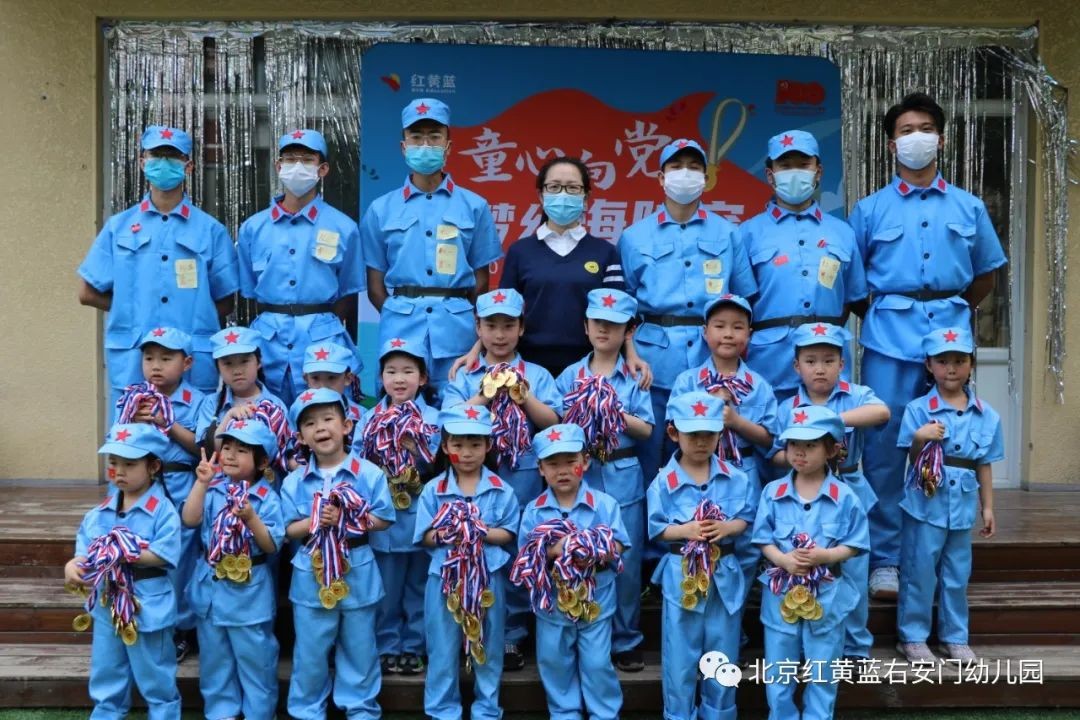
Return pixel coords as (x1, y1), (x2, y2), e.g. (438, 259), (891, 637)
(791, 380), (853, 406)
(169, 380), (198, 407)
(269, 194), (323, 224)
(101, 481), (169, 516)
(771, 470), (843, 505)
(533, 480), (597, 511)
(374, 395), (430, 413)
(926, 385), (983, 414)
(766, 200), (824, 224)
(891, 173), (949, 197)
(302, 451), (367, 483)
(468, 353), (526, 375)
(434, 467), (506, 498)
(139, 193), (193, 221)
(662, 453), (732, 492)
(402, 173), (456, 202)
(698, 358), (754, 387)
(657, 206), (707, 226)
(575, 354), (631, 382)
(224, 383), (267, 410)
(208, 475), (272, 498)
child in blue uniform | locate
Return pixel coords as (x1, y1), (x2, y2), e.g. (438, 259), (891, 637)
(442, 287), (561, 668)
(414, 404), (520, 720)
(770, 322), (890, 661)
(182, 419), (285, 720)
(238, 129), (362, 405)
(753, 406), (869, 720)
(78, 125), (239, 405)
(896, 327), (1001, 663)
(66, 424), (181, 720)
(646, 392), (756, 720)
(280, 388), (395, 720)
(554, 288), (654, 672)
(515, 423), (630, 720)
(360, 337), (441, 676)
(301, 341), (365, 425)
(119, 326), (206, 660)
(361, 98), (502, 398)
(739, 130), (867, 399)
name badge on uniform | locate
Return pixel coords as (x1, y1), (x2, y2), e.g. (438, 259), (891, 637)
(705, 277), (724, 295)
(436, 243), (458, 275)
(436, 224), (459, 241)
(175, 259), (198, 289)
(703, 259), (722, 275)
(315, 230), (340, 263)
(818, 256), (841, 290)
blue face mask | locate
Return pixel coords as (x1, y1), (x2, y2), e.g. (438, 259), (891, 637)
(404, 145), (446, 176)
(143, 157), (187, 191)
(542, 192), (585, 226)
(771, 168), (817, 205)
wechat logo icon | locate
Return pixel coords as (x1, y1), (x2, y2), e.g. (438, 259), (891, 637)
(699, 650), (742, 688)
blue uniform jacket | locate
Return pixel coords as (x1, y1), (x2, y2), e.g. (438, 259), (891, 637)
(194, 383), (290, 443)
(670, 359), (778, 457)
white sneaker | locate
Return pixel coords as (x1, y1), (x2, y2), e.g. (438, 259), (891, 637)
(897, 642), (937, 663)
(869, 566), (899, 599)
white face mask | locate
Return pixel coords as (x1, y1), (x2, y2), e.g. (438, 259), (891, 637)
(278, 161), (321, 197)
(662, 168), (707, 205)
(894, 131), (939, 170)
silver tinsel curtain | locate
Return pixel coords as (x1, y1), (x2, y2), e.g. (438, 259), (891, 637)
(104, 21), (1073, 399)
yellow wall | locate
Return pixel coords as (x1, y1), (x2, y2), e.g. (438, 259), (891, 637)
(1, 0), (1077, 483)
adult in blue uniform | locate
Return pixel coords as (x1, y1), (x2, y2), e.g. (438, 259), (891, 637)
(361, 98), (502, 398)
(238, 129), (363, 405)
(847, 93), (1007, 599)
(79, 125), (239, 406)
(739, 130), (867, 399)
(618, 138), (757, 484)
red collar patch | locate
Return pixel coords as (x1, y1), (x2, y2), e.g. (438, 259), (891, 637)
(775, 482), (788, 499)
(828, 482), (839, 502)
(256, 485), (268, 498)
(349, 458), (361, 475)
(929, 396), (940, 411)
(144, 496), (159, 513)
(667, 471), (679, 490)
(182, 389), (192, 403)
(585, 491), (595, 508)
(437, 477), (448, 494)
(488, 475), (503, 489)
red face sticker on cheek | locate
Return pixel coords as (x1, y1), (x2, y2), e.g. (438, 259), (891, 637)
(107, 467), (117, 480)
(449, 453), (460, 464)
(574, 465), (583, 477)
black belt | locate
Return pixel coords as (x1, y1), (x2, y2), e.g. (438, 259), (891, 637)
(752, 314), (844, 331)
(258, 302), (335, 316)
(838, 465), (859, 475)
(163, 462), (194, 473)
(881, 289), (962, 302)
(206, 553), (268, 567)
(605, 446), (637, 462)
(944, 456), (979, 471)
(669, 541), (735, 556)
(829, 563), (843, 578)
(641, 313), (701, 327)
(393, 285), (471, 299)
(132, 567), (166, 581)
(304, 534), (369, 548)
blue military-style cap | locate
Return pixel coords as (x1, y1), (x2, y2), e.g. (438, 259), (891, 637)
(659, 138), (707, 169)
(141, 125), (193, 156)
(303, 342), (355, 375)
(289, 387), (348, 427)
(533, 423), (586, 460)
(792, 322), (851, 350)
(476, 288), (525, 319)
(666, 391), (724, 433)
(440, 404), (493, 436)
(278, 129), (328, 157)
(218, 416), (280, 461)
(139, 326), (192, 354)
(767, 130), (820, 161)
(778, 405), (845, 443)
(922, 327), (974, 357)
(378, 336), (425, 362)
(98, 423), (171, 459)
(402, 97), (451, 129)
(210, 326), (261, 360)
(703, 294), (753, 323)
(585, 288), (637, 324)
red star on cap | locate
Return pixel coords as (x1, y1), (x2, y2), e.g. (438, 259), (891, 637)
(943, 329), (958, 342)
(314, 347), (330, 360)
(691, 401), (708, 416)
(152, 328), (166, 337)
(115, 429), (131, 442)
(781, 134), (794, 147)
(300, 391), (314, 402)
(416, 102), (430, 115)
(464, 407), (480, 420)
(233, 420), (246, 429)
(224, 331), (239, 344)
(677, 140), (688, 148)
(391, 338), (405, 348)
(291, 130), (304, 139)
(547, 430), (562, 441)
(160, 128), (174, 139)
(812, 324), (828, 336)
(793, 410), (809, 424)
(492, 291), (506, 303)
(601, 294), (616, 308)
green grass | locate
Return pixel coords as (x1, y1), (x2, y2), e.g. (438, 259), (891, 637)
(2, 711), (1079, 720)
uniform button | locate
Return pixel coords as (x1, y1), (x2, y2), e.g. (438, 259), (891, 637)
(687, 341), (693, 347)
(923, 283), (930, 289)
(921, 221), (929, 228)
(161, 254), (168, 261)
(561, 511), (569, 518)
(426, 230), (433, 237)
(956, 410), (964, 416)
(922, 253), (930, 259)
(426, 194), (433, 200)
(686, 301), (693, 308)
(162, 216), (169, 222)
(426, 307), (433, 314)
(802, 503), (811, 510)
(954, 444), (961, 451)
(289, 280), (296, 286)
(921, 193), (928, 200)
(928, 312), (934, 319)
(160, 296), (168, 303)
(801, 270), (808, 277)
(684, 260), (691, 267)
(286, 343), (293, 350)
(700, 483), (708, 491)
(950, 480), (957, 487)
(803, 301), (811, 308)
(465, 496), (473, 503)
(289, 249), (296, 255)
(798, 239), (805, 246)
(427, 269), (433, 276)
(117, 511), (126, 518)
(680, 223), (687, 230)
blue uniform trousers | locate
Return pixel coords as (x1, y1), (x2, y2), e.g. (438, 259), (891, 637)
(424, 570), (506, 720)
(287, 604), (381, 720)
(170, 524), (199, 632)
(764, 622), (845, 720)
(639, 387), (676, 489)
(89, 624), (180, 720)
(374, 550), (427, 655)
(860, 349), (927, 568)
(611, 499), (644, 653)
(841, 474), (877, 658)
(536, 615), (622, 720)
(661, 594), (740, 720)
(500, 464), (540, 646)
(195, 620), (279, 720)
(898, 513), (973, 644)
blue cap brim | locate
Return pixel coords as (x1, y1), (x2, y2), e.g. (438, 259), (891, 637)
(442, 420), (491, 436)
(140, 339), (189, 352)
(779, 427), (833, 442)
(212, 343), (259, 359)
(796, 337), (844, 349)
(926, 342), (974, 356)
(585, 308), (633, 324)
(303, 361), (350, 374)
(672, 418), (724, 433)
(476, 308), (522, 319)
(98, 442), (151, 459)
(537, 440), (586, 459)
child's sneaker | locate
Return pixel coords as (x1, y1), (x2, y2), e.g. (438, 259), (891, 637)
(870, 566), (899, 599)
(503, 642), (525, 671)
(174, 630), (195, 663)
(399, 652), (424, 675)
(897, 642), (937, 663)
(938, 643), (977, 663)
(380, 654), (400, 674)
(613, 648), (645, 672)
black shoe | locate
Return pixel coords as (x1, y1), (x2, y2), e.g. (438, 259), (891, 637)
(613, 648), (645, 673)
(503, 642), (525, 671)
(174, 633), (193, 664)
(399, 652), (424, 675)
(380, 654), (400, 674)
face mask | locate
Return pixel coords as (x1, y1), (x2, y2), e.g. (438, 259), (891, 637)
(662, 168), (706, 205)
(143, 157), (186, 191)
(404, 145), (446, 175)
(772, 169), (817, 205)
(894, 131), (939, 170)
(542, 192), (585, 226)
(278, 161), (321, 197)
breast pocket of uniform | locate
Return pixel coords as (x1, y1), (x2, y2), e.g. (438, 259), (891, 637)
(771, 520), (796, 547)
(697, 238), (728, 294)
(379, 214), (419, 256)
(818, 244), (851, 291)
(115, 230), (149, 258)
(946, 222), (977, 254)
(633, 323), (669, 350)
(868, 226), (904, 265)
(749, 244), (781, 271)
(434, 215), (474, 277)
(311, 229), (344, 266)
